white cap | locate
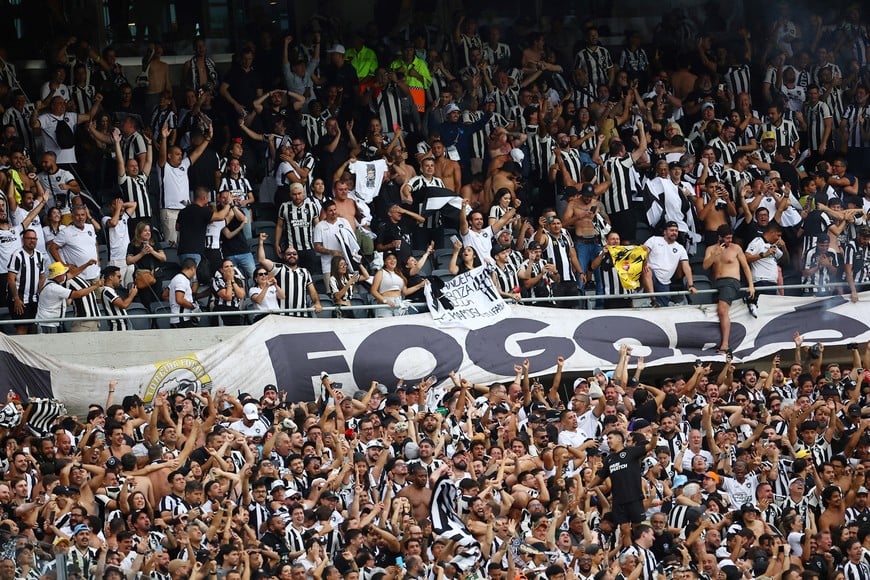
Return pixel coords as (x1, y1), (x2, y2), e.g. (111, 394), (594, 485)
(243, 402), (259, 420)
(510, 148), (525, 164)
(328, 44), (346, 55)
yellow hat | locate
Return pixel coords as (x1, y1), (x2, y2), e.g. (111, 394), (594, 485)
(48, 262), (69, 279)
(761, 130), (776, 141)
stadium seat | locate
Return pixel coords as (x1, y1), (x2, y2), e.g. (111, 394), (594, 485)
(317, 295), (334, 318)
(125, 303), (152, 330)
(149, 302), (172, 330)
(433, 249), (456, 269)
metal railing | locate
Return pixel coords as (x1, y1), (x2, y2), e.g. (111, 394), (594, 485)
(0, 281), (856, 328)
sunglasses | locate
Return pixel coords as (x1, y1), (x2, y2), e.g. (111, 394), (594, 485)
(256, 272), (267, 277)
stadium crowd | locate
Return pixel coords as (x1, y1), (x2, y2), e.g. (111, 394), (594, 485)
(1, 3), (870, 579)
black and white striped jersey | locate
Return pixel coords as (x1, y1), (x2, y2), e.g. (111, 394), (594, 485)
(119, 174), (152, 219)
(601, 154), (636, 214)
(841, 103), (870, 148)
(845, 240), (870, 284)
(492, 262), (520, 294)
(212, 267), (245, 309)
(70, 84), (95, 115)
(101, 286), (130, 331)
(489, 87), (519, 120)
(574, 46), (613, 89)
(66, 276), (100, 318)
(543, 229), (577, 282)
(271, 264), (313, 316)
(7, 248), (45, 304)
(804, 101), (833, 152)
(758, 119), (800, 148)
(120, 132), (147, 161)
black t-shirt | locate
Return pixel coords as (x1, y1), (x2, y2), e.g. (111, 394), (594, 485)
(260, 530), (290, 560)
(126, 243), (160, 271)
(378, 221), (412, 263)
(223, 65), (263, 110)
(221, 215), (248, 257)
(597, 444), (647, 503)
(176, 204), (214, 255)
(187, 148), (219, 192)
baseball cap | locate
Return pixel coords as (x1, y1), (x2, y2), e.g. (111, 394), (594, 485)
(445, 103), (460, 115)
(366, 439), (385, 450)
(243, 402), (259, 420)
(705, 471), (721, 484)
(526, 240), (541, 250)
(701, 102), (714, 110)
(849, 403), (862, 416)
(328, 44), (346, 54)
(580, 183), (595, 197)
(270, 479), (287, 492)
(72, 523), (90, 535)
(761, 130), (776, 141)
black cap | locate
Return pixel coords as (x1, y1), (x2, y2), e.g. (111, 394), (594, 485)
(849, 403), (862, 416)
(490, 244), (510, 258)
(580, 183), (595, 197)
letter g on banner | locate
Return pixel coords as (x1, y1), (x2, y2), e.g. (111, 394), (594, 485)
(467, 319), (576, 376)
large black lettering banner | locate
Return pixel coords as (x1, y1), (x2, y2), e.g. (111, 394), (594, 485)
(1, 293), (868, 411)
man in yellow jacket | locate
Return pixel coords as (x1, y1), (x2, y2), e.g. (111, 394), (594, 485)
(390, 41), (431, 113)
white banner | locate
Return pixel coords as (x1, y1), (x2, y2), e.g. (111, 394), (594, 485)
(1, 293), (869, 413)
(425, 264), (508, 329)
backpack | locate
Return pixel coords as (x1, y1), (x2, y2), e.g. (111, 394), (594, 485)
(54, 117), (76, 149)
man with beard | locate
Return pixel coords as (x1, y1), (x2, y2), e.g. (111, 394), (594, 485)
(257, 233), (322, 316)
(396, 464), (432, 523)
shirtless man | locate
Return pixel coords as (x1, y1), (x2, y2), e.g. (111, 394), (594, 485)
(483, 163), (518, 209)
(702, 224), (755, 352)
(694, 175), (736, 245)
(65, 461), (106, 515)
(102, 423), (132, 464)
(331, 180), (360, 230)
(396, 465), (432, 523)
(145, 42), (171, 99)
(561, 183), (606, 281)
(431, 140), (461, 193)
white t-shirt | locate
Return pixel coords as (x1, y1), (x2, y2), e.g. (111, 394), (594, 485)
(168, 273), (193, 324)
(745, 236), (782, 283)
(249, 286), (280, 311)
(161, 158), (192, 209)
(12, 208), (46, 255)
(102, 213), (131, 262)
(0, 225), (24, 274)
(52, 224), (100, 279)
(348, 159), (388, 203)
(462, 226), (496, 264)
(40, 82), (71, 102)
(36, 280), (71, 326)
(38, 168), (77, 215)
(313, 217), (357, 275)
(644, 236), (688, 285)
(38, 112), (79, 164)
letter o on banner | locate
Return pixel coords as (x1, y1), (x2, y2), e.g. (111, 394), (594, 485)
(352, 325), (464, 389)
(573, 316), (674, 364)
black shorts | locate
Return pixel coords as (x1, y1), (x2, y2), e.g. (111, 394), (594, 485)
(611, 499), (646, 525)
(11, 301), (38, 325)
(713, 277), (741, 305)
